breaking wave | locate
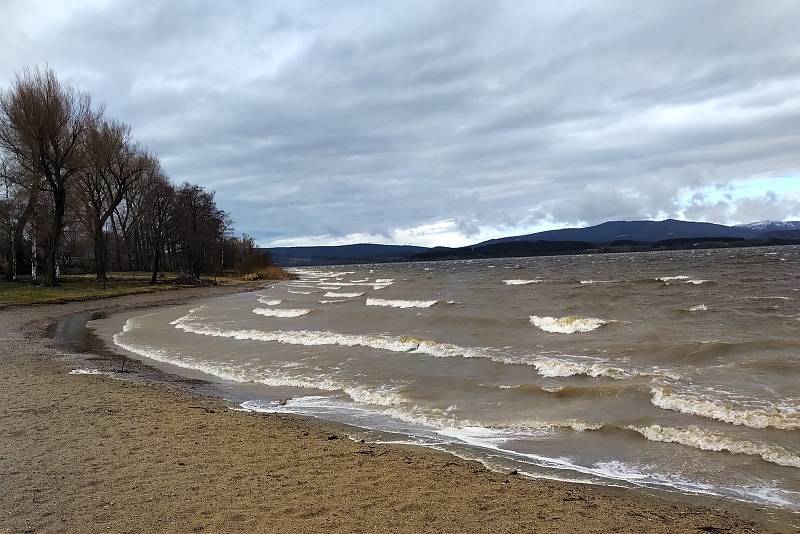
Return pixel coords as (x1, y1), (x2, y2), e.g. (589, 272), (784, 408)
(324, 291), (364, 298)
(366, 298), (438, 309)
(687, 304), (708, 312)
(253, 308), (312, 318)
(650, 386), (800, 431)
(627, 424), (800, 468)
(656, 275), (689, 282)
(503, 279), (541, 285)
(533, 356), (636, 380)
(529, 315), (608, 334)
(256, 296), (282, 305)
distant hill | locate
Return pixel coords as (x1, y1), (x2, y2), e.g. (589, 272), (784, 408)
(263, 243), (428, 266)
(478, 219), (760, 245)
(264, 219), (800, 266)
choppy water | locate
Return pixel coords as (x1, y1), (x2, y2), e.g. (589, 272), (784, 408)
(98, 246), (800, 510)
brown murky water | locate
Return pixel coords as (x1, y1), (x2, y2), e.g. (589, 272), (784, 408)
(94, 246), (800, 510)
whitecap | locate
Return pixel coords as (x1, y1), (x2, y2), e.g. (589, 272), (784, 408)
(533, 356), (635, 379)
(650, 386), (800, 431)
(627, 424), (800, 468)
(252, 308), (311, 318)
(503, 279), (541, 285)
(366, 298), (438, 309)
(324, 291), (364, 298)
(256, 296), (282, 306)
(69, 368), (104, 375)
(287, 289), (311, 295)
(687, 304), (708, 312)
(529, 315), (608, 334)
(656, 275), (689, 282)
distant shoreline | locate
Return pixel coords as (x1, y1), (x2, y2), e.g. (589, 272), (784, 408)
(270, 240), (799, 267)
(2, 288), (798, 531)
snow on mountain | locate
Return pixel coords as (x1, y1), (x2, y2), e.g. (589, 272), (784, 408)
(736, 221), (800, 231)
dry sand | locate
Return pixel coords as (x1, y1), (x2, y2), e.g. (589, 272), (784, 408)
(1, 287), (797, 533)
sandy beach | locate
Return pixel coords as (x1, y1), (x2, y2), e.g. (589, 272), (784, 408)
(1, 287), (797, 533)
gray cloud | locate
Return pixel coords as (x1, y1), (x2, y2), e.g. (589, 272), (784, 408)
(2, 0), (799, 245)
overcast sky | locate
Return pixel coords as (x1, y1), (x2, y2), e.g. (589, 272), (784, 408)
(2, 0), (799, 247)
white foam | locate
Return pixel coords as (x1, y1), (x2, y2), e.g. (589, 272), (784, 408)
(319, 299), (348, 304)
(170, 310), (524, 366)
(69, 368), (104, 375)
(503, 279), (541, 285)
(656, 275), (689, 282)
(253, 308), (311, 318)
(628, 424), (800, 468)
(366, 298), (438, 309)
(116, 317), (406, 408)
(533, 356), (635, 380)
(580, 280), (615, 284)
(651, 386), (800, 431)
(687, 304), (708, 312)
(685, 279), (710, 285)
(324, 291), (364, 298)
(256, 296), (282, 305)
(287, 290), (311, 295)
(529, 315), (608, 334)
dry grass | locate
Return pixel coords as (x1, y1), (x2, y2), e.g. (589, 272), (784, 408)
(240, 265), (297, 281)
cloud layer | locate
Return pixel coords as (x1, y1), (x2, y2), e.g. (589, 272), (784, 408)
(2, 0), (799, 245)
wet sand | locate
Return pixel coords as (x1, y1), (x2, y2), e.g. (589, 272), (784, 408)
(1, 287), (797, 533)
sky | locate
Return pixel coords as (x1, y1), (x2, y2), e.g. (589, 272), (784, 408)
(2, 0), (799, 247)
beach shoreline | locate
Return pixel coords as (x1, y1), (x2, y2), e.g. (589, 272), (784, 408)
(1, 286), (797, 533)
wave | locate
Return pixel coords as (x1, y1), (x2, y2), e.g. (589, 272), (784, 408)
(656, 275), (689, 282)
(287, 290), (311, 295)
(319, 299), (348, 304)
(687, 304), (708, 312)
(256, 297), (282, 305)
(580, 280), (616, 284)
(530, 315), (608, 334)
(503, 279), (541, 285)
(366, 298), (438, 309)
(533, 356), (635, 379)
(508, 420), (604, 433)
(170, 310), (537, 367)
(324, 291), (364, 298)
(627, 424), (800, 468)
(650, 386), (800, 431)
(116, 317), (405, 408)
(253, 308), (311, 318)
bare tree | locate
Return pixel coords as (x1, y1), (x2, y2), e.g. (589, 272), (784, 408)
(0, 67), (97, 285)
(0, 158), (40, 280)
(139, 163), (175, 283)
(77, 119), (149, 280)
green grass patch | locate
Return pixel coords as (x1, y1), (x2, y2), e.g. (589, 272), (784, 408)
(0, 277), (182, 307)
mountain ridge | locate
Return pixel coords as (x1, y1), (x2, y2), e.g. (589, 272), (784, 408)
(263, 219), (800, 265)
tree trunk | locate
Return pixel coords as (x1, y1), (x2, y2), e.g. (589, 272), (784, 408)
(94, 220), (106, 281)
(150, 238), (160, 284)
(44, 188), (66, 287)
(6, 188), (38, 281)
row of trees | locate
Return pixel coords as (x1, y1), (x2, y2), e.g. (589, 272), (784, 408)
(0, 67), (262, 286)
